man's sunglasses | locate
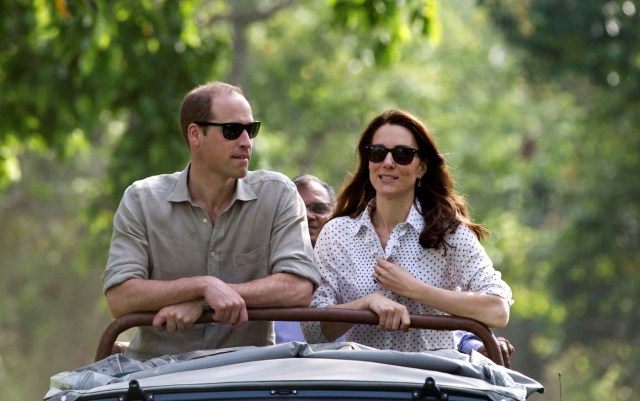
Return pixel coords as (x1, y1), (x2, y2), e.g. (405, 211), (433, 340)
(306, 202), (332, 215)
(364, 144), (419, 165)
(194, 121), (261, 140)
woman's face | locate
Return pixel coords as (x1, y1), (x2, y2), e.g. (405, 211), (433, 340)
(368, 124), (427, 201)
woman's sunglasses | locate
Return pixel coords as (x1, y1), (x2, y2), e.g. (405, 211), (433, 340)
(364, 144), (419, 165)
(194, 121), (261, 140)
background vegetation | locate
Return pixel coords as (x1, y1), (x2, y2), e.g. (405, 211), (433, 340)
(1, 1), (638, 400)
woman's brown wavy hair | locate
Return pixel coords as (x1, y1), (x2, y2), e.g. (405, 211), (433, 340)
(332, 109), (487, 250)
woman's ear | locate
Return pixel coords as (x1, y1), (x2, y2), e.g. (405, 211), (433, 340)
(418, 160), (428, 177)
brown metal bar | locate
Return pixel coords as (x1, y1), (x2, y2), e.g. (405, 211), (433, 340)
(95, 307), (507, 367)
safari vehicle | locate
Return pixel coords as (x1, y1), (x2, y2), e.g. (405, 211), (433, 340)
(44, 308), (543, 401)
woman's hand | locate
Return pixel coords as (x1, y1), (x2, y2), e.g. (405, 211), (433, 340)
(364, 293), (411, 331)
(373, 258), (420, 297)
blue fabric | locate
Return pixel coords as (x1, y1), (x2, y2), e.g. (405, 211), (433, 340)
(275, 321), (306, 343)
(453, 330), (483, 354)
(275, 321), (343, 343)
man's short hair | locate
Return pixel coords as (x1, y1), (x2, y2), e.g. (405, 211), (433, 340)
(292, 174), (336, 204)
(179, 82), (244, 145)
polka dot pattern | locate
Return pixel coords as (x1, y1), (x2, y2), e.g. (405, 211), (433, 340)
(301, 203), (512, 352)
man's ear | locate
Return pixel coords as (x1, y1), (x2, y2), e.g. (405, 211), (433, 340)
(187, 123), (202, 147)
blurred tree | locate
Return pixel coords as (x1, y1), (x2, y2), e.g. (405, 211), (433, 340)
(479, 0), (640, 98)
(478, 0), (640, 397)
(0, 144), (113, 400)
(0, 0), (436, 204)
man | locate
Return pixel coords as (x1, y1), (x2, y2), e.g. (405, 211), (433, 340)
(293, 174), (336, 247)
(102, 82), (321, 360)
(275, 174), (335, 343)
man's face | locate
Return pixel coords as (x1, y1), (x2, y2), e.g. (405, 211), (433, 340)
(193, 91), (255, 179)
(297, 181), (333, 247)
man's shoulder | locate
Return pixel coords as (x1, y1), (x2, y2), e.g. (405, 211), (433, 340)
(125, 171), (182, 197)
(243, 170), (295, 190)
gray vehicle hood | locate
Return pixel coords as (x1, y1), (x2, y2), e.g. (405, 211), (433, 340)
(45, 342), (543, 401)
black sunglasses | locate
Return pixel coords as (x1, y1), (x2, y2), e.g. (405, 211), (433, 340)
(306, 202), (332, 215)
(194, 121), (261, 140)
(364, 144), (419, 165)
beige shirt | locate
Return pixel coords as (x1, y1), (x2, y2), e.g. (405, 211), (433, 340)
(102, 165), (320, 360)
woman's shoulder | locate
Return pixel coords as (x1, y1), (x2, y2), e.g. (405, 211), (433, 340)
(315, 215), (360, 246)
(445, 224), (482, 247)
(323, 215), (359, 232)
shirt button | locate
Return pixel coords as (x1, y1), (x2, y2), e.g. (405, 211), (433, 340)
(203, 218), (208, 223)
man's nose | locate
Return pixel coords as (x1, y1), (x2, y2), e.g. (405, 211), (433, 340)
(238, 130), (253, 146)
(306, 209), (316, 220)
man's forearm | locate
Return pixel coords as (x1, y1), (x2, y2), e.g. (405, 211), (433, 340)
(107, 273), (313, 318)
(230, 273), (313, 307)
(106, 277), (207, 318)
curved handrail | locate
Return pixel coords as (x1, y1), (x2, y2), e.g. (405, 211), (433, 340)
(95, 307), (508, 367)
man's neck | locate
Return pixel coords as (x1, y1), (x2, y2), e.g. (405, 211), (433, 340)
(188, 166), (238, 224)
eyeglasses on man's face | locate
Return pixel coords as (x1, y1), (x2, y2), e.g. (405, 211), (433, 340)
(194, 121), (261, 140)
(306, 202), (332, 215)
(364, 144), (419, 165)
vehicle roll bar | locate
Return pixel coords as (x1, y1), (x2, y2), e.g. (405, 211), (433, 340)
(95, 307), (509, 367)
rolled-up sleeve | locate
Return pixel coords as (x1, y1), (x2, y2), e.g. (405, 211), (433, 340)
(102, 185), (150, 293)
(449, 225), (513, 304)
(268, 181), (321, 288)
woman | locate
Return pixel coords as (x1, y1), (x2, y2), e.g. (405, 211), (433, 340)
(302, 109), (512, 352)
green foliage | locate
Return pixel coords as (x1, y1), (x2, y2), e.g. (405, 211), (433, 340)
(0, 0), (225, 204)
(0, 0), (438, 203)
(479, 0), (640, 98)
(329, 0), (441, 65)
(0, 147), (113, 400)
(478, 0), (640, 396)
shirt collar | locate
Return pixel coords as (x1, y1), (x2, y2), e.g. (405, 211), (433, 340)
(235, 174), (257, 202)
(352, 199), (424, 236)
(167, 164), (192, 203)
(350, 200), (375, 237)
(405, 202), (425, 233)
(167, 163), (257, 204)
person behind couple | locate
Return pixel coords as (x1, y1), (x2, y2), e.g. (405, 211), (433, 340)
(101, 81), (321, 360)
(275, 174), (335, 343)
(293, 174), (336, 247)
(301, 109), (512, 351)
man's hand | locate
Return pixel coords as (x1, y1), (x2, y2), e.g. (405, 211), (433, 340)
(111, 341), (129, 355)
(153, 299), (204, 332)
(365, 293), (411, 331)
(203, 276), (248, 327)
(478, 336), (515, 358)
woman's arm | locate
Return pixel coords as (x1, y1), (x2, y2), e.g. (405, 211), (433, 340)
(373, 258), (510, 328)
